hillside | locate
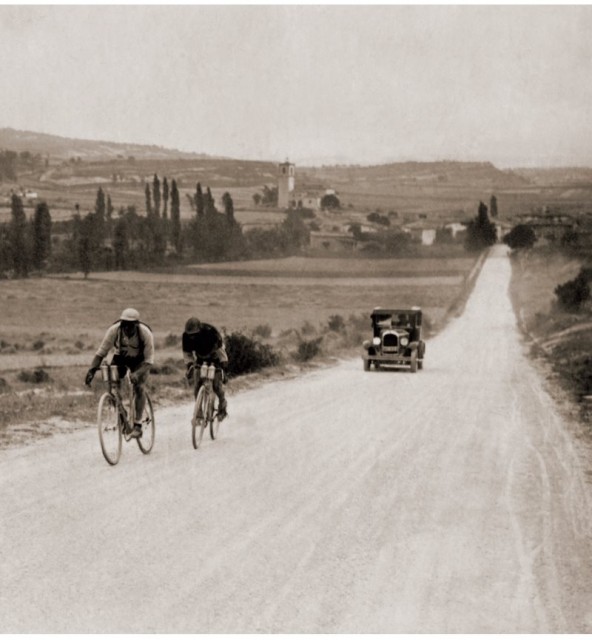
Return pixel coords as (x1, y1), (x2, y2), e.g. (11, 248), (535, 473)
(2, 127), (592, 222)
(0, 127), (213, 162)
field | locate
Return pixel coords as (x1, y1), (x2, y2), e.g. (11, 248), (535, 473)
(0, 254), (478, 438)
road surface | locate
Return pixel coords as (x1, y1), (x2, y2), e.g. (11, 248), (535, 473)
(2, 245), (592, 632)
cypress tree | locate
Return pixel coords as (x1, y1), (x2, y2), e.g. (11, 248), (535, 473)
(162, 177), (169, 219)
(171, 179), (181, 253)
(196, 182), (205, 218)
(153, 173), (161, 218)
(32, 201), (52, 270)
(145, 183), (153, 217)
(10, 194), (29, 277)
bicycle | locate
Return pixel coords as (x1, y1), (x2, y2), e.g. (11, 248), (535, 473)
(191, 362), (222, 449)
(97, 363), (155, 465)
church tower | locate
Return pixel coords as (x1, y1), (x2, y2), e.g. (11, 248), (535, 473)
(277, 161), (295, 209)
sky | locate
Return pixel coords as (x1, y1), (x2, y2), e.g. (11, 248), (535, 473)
(1, 4), (592, 168)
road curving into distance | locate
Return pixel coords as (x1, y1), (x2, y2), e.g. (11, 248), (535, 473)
(2, 244), (592, 632)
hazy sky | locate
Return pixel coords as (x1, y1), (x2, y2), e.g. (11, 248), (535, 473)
(1, 5), (592, 168)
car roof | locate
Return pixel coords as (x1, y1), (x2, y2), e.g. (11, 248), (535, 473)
(371, 307), (421, 316)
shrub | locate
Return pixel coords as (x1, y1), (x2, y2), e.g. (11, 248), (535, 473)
(327, 314), (345, 333)
(18, 368), (51, 384)
(555, 270), (591, 312)
(0, 377), (10, 394)
(253, 324), (272, 339)
(164, 333), (179, 347)
(503, 224), (536, 250)
(224, 331), (280, 377)
(32, 340), (45, 351)
(295, 336), (323, 362)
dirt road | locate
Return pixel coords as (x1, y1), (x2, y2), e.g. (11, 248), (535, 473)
(2, 245), (592, 632)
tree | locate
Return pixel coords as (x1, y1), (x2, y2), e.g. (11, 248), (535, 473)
(94, 186), (106, 243)
(490, 194), (498, 218)
(205, 187), (216, 216)
(222, 192), (235, 224)
(252, 193), (262, 206)
(106, 194), (114, 239)
(145, 183), (153, 217)
(321, 193), (341, 210)
(196, 182), (205, 218)
(170, 179), (181, 253)
(32, 201), (52, 270)
(555, 269), (591, 311)
(113, 216), (128, 270)
(9, 194), (29, 276)
(503, 224), (536, 250)
(464, 201), (497, 252)
(261, 185), (278, 207)
(78, 214), (94, 278)
(162, 177), (169, 219)
(153, 173), (161, 218)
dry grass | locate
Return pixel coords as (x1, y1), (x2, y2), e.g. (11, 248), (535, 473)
(0, 256), (477, 441)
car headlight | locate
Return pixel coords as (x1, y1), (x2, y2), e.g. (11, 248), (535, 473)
(400, 337), (409, 346)
(372, 337), (381, 346)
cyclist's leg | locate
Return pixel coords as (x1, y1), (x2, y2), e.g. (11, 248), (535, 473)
(130, 362), (149, 420)
(213, 371), (227, 418)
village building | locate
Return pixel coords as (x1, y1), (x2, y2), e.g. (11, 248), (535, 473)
(277, 161), (295, 209)
(277, 161), (336, 211)
(402, 220), (437, 246)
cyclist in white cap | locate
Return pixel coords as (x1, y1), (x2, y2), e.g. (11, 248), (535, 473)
(85, 308), (155, 438)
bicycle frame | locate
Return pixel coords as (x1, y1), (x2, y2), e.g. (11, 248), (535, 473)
(97, 363), (155, 465)
(100, 364), (135, 437)
(191, 362), (220, 447)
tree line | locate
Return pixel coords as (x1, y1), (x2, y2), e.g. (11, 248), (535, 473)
(0, 175), (310, 278)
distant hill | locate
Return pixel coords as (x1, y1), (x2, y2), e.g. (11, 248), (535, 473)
(0, 127), (215, 161)
(512, 167), (592, 187)
(3, 126), (592, 221)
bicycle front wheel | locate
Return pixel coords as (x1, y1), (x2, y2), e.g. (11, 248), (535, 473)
(98, 393), (122, 466)
(192, 387), (207, 449)
(209, 396), (220, 440)
(136, 394), (155, 455)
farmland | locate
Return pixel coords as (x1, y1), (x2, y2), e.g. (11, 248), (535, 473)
(0, 254), (478, 438)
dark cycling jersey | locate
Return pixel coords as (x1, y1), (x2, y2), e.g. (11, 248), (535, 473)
(182, 323), (224, 361)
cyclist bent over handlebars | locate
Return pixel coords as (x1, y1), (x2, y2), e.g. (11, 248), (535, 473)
(182, 317), (228, 421)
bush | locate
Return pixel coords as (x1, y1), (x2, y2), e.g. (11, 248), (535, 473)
(32, 340), (45, 351)
(327, 314), (345, 333)
(18, 368), (51, 384)
(224, 331), (280, 377)
(295, 336), (323, 362)
(253, 324), (272, 339)
(555, 270), (591, 312)
(503, 224), (536, 250)
(0, 377), (10, 394)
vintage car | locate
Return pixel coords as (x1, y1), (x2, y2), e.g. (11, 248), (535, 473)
(362, 307), (426, 372)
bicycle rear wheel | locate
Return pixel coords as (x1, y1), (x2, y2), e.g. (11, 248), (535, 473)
(192, 387), (207, 449)
(98, 393), (122, 465)
(136, 394), (155, 455)
(209, 396), (220, 440)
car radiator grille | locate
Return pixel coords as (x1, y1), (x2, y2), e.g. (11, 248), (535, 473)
(382, 334), (399, 351)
